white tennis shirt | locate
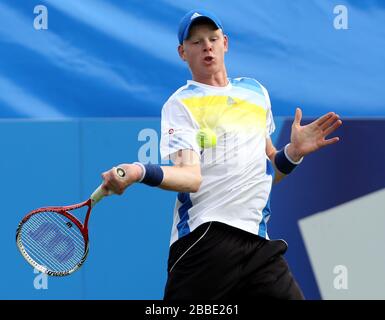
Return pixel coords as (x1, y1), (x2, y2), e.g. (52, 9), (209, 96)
(160, 78), (276, 245)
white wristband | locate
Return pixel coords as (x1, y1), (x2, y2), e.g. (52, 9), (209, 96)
(284, 144), (304, 165)
(133, 162), (146, 182)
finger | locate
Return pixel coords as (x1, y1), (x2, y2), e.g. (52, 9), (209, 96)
(320, 114), (340, 131)
(294, 107), (302, 126)
(102, 169), (114, 180)
(323, 119), (342, 137)
(102, 180), (120, 195)
(315, 112), (335, 127)
(322, 136), (340, 146)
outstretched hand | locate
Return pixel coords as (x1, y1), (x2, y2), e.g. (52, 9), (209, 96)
(286, 108), (342, 161)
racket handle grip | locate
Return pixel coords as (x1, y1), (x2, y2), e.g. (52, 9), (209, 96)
(90, 185), (106, 207)
(90, 167), (126, 207)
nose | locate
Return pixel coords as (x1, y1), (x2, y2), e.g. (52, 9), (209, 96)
(202, 39), (212, 52)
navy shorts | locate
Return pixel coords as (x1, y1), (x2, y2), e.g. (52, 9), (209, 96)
(164, 221), (305, 300)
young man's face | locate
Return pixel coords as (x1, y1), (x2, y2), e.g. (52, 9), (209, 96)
(178, 23), (228, 79)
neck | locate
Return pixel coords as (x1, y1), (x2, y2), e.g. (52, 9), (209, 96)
(192, 69), (228, 87)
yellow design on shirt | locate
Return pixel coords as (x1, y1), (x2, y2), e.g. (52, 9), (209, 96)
(182, 95), (266, 133)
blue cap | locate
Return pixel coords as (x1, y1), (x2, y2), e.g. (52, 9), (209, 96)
(178, 9), (224, 44)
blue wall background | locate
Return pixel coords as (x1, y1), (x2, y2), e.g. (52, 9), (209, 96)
(1, 0), (384, 300)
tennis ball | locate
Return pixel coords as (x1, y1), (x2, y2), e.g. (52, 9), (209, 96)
(196, 128), (217, 148)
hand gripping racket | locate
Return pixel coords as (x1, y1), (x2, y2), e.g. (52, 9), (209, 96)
(16, 167), (126, 276)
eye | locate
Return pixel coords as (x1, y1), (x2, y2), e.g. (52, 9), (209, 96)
(192, 40), (200, 45)
(211, 37), (218, 42)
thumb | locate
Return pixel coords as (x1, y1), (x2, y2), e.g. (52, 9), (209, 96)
(293, 107), (302, 126)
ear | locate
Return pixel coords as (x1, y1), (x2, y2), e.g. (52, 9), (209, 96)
(223, 35), (229, 53)
(178, 45), (186, 61)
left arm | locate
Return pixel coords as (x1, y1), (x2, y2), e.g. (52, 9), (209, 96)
(266, 108), (342, 184)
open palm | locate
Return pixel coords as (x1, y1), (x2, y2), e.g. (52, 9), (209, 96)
(290, 108), (342, 158)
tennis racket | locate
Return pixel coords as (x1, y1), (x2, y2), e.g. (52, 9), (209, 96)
(16, 167), (126, 276)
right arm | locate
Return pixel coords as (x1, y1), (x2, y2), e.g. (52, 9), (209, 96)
(101, 149), (202, 195)
(160, 149), (202, 193)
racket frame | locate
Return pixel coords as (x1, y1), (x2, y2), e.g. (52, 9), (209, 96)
(16, 199), (92, 276)
(16, 167), (124, 276)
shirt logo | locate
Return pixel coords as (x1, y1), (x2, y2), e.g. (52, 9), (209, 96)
(168, 128), (175, 134)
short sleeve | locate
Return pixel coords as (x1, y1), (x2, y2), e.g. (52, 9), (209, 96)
(261, 85), (276, 137)
(160, 97), (201, 161)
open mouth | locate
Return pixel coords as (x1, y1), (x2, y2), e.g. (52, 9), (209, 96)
(204, 56), (214, 62)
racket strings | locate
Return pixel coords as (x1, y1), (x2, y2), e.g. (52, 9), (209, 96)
(19, 211), (87, 274)
(22, 216), (84, 272)
(26, 215), (83, 266)
(26, 214), (84, 263)
(22, 223), (82, 272)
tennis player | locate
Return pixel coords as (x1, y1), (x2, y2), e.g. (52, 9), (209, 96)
(101, 9), (342, 299)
